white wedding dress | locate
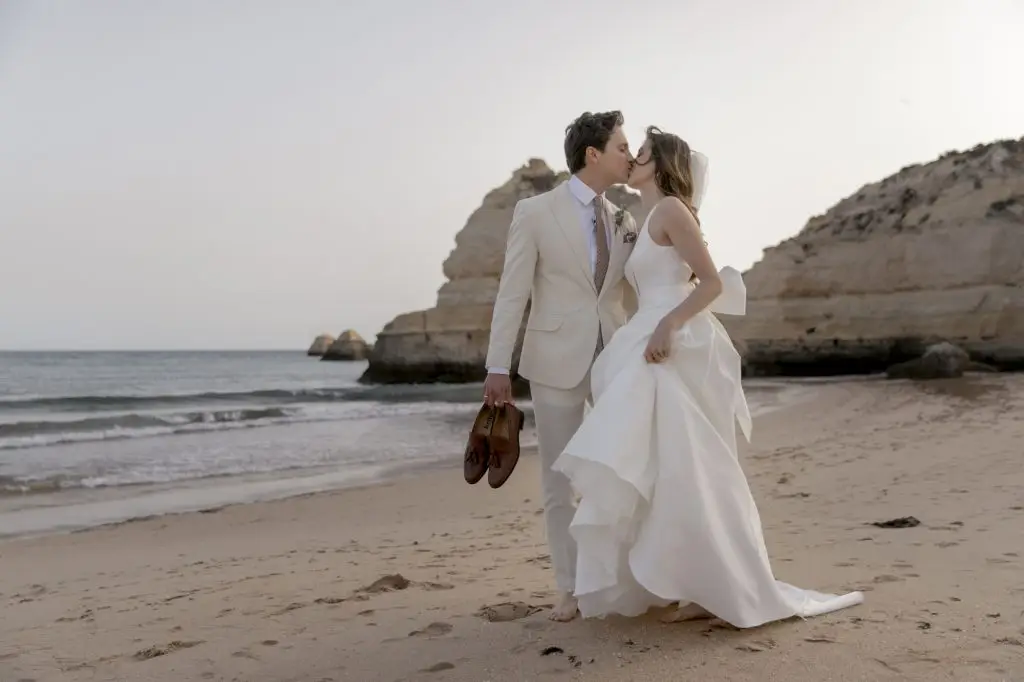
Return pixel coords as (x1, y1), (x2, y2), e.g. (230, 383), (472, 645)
(551, 208), (864, 629)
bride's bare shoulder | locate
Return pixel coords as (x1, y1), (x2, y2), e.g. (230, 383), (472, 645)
(655, 196), (698, 226)
(649, 197), (699, 244)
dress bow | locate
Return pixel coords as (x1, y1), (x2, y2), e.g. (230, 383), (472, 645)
(707, 266), (746, 316)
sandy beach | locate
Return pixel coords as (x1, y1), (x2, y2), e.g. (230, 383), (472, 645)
(2, 375), (1023, 681)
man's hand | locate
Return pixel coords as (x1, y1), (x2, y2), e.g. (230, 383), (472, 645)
(483, 372), (514, 407)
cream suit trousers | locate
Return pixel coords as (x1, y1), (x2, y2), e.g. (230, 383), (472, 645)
(529, 371), (592, 594)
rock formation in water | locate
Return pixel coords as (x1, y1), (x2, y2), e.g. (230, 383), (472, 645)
(321, 330), (370, 362)
(721, 136), (1024, 375)
(307, 334), (335, 357)
(361, 159), (643, 384)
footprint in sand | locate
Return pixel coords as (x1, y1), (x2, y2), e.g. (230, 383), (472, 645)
(804, 635), (838, 644)
(421, 662), (456, 673)
(735, 638), (777, 653)
(409, 622), (453, 638)
(873, 574), (904, 584)
(476, 602), (545, 622)
(271, 602), (308, 615)
(360, 574), (410, 593)
(132, 640), (203, 661)
(419, 581), (455, 591)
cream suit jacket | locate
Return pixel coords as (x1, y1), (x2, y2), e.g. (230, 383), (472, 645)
(485, 181), (638, 390)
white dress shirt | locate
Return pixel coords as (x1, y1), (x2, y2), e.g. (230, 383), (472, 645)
(488, 175), (609, 375)
(567, 174), (612, 275)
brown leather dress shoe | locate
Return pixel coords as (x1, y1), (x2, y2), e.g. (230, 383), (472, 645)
(464, 404), (496, 484)
(487, 404), (525, 489)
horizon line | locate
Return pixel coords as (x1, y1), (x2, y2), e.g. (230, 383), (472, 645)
(0, 348), (332, 353)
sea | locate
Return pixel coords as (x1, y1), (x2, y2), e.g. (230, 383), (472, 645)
(0, 351), (808, 539)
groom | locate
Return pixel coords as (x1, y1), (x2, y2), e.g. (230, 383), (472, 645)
(483, 111), (637, 622)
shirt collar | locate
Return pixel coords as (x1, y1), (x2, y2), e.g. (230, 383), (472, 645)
(568, 174), (600, 207)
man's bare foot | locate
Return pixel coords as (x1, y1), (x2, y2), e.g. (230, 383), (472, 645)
(548, 593), (579, 622)
(660, 602), (713, 623)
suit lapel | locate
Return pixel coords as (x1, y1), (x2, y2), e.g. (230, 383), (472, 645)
(549, 182), (596, 293)
(601, 239), (626, 297)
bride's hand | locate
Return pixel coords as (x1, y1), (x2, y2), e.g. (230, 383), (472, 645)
(643, 319), (675, 363)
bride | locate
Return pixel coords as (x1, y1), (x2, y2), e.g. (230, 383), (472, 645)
(551, 126), (864, 628)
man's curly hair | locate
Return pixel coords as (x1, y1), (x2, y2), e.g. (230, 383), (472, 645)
(564, 110), (624, 174)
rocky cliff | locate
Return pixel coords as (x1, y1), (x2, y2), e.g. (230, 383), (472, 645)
(322, 330), (370, 362)
(307, 334), (335, 357)
(721, 137), (1024, 375)
(361, 159), (643, 384)
(362, 138), (1024, 384)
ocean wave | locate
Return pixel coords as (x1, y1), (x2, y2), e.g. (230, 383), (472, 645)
(0, 462), (319, 496)
(0, 387), (363, 412)
(0, 407), (292, 437)
(0, 399), (499, 451)
(0, 407), (302, 450)
(0, 474), (70, 495)
(0, 383), (484, 413)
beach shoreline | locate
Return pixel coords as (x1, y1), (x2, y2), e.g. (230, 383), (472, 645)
(3, 374), (1023, 681)
(0, 455), (461, 542)
(0, 377), (819, 541)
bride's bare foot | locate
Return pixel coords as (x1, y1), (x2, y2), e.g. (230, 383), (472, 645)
(660, 602), (713, 623)
(548, 593), (579, 622)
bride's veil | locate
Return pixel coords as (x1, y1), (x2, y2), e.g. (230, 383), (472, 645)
(690, 150), (709, 211)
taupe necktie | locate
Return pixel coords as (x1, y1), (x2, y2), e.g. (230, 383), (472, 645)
(593, 196), (610, 291)
(593, 196), (610, 354)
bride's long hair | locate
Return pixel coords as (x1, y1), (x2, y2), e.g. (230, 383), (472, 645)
(644, 125), (700, 224)
(644, 126), (704, 281)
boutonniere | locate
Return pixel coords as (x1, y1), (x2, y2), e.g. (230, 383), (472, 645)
(613, 208), (637, 244)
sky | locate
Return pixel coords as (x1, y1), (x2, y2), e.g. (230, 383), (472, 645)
(1, 0), (1022, 350)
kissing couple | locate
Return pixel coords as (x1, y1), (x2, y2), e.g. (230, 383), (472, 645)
(479, 111), (865, 625)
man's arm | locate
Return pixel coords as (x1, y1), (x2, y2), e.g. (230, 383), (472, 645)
(485, 200), (536, 371)
(483, 201), (537, 402)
